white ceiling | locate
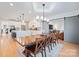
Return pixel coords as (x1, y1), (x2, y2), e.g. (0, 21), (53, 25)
(0, 2), (79, 21)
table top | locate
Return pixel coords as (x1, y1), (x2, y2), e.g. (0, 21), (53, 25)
(15, 35), (46, 47)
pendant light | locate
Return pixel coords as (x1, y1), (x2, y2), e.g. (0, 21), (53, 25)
(22, 13), (25, 23)
(42, 3), (45, 34)
(42, 3), (45, 21)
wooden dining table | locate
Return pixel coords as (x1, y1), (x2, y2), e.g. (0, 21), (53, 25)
(15, 34), (47, 56)
(15, 34), (46, 47)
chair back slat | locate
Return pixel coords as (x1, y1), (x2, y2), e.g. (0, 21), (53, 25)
(35, 37), (45, 53)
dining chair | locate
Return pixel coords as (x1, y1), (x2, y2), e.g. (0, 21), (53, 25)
(59, 32), (64, 40)
(42, 34), (53, 57)
(49, 33), (57, 49)
(23, 37), (45, 57)
(42, 33), (57, 57)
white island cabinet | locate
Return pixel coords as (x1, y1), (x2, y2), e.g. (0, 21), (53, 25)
(12, 30), (42, 40)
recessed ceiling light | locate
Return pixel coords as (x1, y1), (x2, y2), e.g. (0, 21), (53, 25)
(36, 16), (39, 19)
(9, 3), (14, 7)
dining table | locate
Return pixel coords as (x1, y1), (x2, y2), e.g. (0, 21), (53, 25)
(15, 33), (55, 57)
(15, 34), (47, 47)
(15, 34), (47, 56)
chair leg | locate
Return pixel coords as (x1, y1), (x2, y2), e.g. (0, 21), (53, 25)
(44, 47), (46, 57)
(53, 42), (56, 46)
(48, 45), (51, 52)
(50, 43), (53, 50)
(41, 51), (44, 57)
(34, 54), (36, 57)
(55, 42), (57, 45)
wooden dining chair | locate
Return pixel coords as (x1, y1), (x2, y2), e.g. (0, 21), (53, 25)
(48, 33), (57, 48)
(42, 33), (57, 57)
(23, 37), (45, 57)
(59, 32), (64, 40)
(41, 34), (53, 57)
(46, 33), (55, 50)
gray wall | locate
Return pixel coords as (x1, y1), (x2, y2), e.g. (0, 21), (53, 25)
(64, 16), (79, 44)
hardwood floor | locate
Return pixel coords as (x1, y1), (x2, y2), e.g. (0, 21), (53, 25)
(0, 34), (79, 57)
(59, 42), (79, 57)
(0, 35), (21, 57)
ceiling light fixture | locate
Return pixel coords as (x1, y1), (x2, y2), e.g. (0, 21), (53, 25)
(47, 19), (49, 22)
(44, 18), (46, 21)
(9, 3), (14, 7)
(43, 3), (45, 21)
(36, 16), (39, 19)
(42, 3), (45, 34)
(40, 16), (43, 20)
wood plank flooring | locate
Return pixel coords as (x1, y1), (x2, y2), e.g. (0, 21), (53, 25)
(0, 35), (21, 57)
(59, 42), (79, 57)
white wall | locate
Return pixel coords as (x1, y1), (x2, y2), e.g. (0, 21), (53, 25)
(0, 20), (21, 31)
(49, 18), (64, 31)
